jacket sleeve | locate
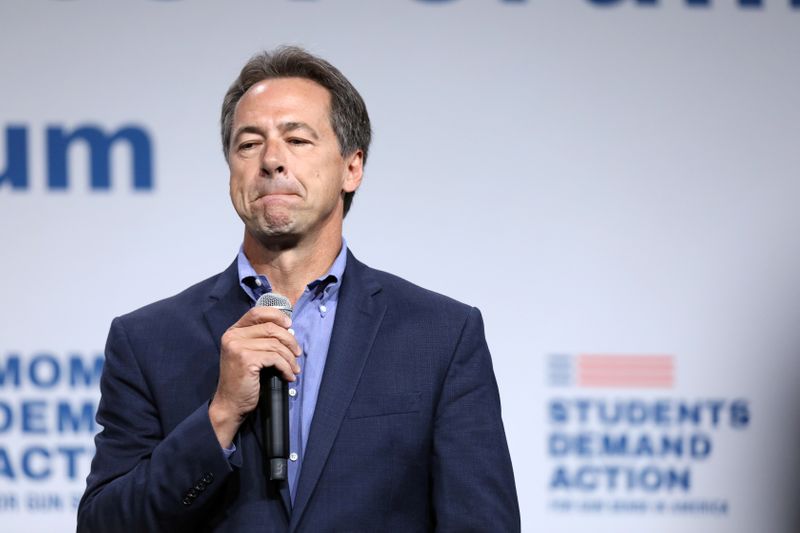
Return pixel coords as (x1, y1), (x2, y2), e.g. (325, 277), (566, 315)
(77, 317), (235, 532)
(431, 307), (521, 532)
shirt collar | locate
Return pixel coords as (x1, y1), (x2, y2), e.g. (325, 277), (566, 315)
(237, 238), (348, 303)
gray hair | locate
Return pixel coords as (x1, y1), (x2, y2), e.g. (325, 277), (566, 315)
(221, 46), (372, 216)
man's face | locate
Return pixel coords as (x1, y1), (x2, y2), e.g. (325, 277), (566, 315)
(228, 77), (362, 246)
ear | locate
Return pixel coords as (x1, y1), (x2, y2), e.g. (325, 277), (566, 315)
(342, 150), (364, 194)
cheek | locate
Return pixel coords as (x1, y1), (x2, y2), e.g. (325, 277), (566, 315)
(228, 175), (240, 198)
(229, 163), (250, 190)
(229, 174), (249, 212)
(317, 157), (347, 191)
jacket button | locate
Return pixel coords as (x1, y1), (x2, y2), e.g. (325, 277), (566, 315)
(182, 497), (192, 506)
(187, 488), (198, 498)
(194, 482), (206, 492)
(202, 472), (214, 484)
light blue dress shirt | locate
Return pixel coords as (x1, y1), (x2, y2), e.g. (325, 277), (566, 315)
(234, 241), (347, 502)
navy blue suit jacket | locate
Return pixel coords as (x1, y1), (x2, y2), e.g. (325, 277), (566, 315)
(78, 251), (520, 532)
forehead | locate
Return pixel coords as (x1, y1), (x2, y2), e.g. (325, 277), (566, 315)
(234, 77), (332, 126)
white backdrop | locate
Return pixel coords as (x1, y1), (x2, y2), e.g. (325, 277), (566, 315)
(2, 1), (800, 532)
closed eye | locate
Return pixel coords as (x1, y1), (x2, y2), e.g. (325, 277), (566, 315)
(238, 141), (261, 151)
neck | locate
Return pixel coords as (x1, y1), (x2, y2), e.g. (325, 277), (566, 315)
(243, 225), (343, 306)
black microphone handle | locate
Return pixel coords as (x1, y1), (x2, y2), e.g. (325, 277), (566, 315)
(254, 292), (293, 482)
(260, 369), (289, 481)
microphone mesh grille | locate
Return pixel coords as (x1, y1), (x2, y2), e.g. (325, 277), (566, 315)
(255, 292), (293, 318)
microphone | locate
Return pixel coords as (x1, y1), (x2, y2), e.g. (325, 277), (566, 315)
(255, 292), (293, 481)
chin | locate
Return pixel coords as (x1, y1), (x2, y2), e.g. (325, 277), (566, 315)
(247, 216), (302, 248)
(256, 208), (295, 232)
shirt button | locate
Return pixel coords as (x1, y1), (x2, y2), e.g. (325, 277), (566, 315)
(289, 452), (298, 462)
(255, 278), (262, 287)
(288, 388), (297, 397)
(319, 304), (327, 313)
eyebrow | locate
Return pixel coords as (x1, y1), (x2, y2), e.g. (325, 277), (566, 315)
(232, 125), (265, 141)
(279, 121), (319, 140)
(233, 121), (320, 142)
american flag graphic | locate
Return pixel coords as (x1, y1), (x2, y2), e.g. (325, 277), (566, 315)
(548, 353), (674, 388)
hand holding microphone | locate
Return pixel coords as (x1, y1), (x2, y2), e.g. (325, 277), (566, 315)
(209, 293), (299, 473)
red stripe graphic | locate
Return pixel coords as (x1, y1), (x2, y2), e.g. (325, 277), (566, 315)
(577, 354), (674, 388)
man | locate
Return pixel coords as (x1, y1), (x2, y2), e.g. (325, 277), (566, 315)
(78, 46), (520, 532)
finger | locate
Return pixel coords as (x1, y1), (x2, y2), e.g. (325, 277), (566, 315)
(220, 335), (300, 374)
(232, 306), (292, 329)
(246, 349), (298, 382)
(233, 321), (302, 356)
(239, 338), (301, 373)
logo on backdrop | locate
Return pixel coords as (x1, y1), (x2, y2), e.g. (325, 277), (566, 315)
(0, 352), (103, 513)
(0, 124), (154, 192)
(545, 353), (749, 516)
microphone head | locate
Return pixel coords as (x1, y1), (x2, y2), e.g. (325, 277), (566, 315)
(255, 292), (293, 318)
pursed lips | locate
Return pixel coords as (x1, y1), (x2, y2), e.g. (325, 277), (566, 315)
(251, 187), (302, 202)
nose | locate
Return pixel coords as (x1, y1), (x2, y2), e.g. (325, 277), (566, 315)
(260, 138), (286, 177)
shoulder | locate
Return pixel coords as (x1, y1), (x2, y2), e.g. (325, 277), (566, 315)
(114, 263), (233, 333)
(349, 254), (478, 330)
(373, 267), (471, 313)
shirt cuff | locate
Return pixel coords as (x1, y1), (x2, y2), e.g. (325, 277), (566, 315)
(222, 442), (237, 460)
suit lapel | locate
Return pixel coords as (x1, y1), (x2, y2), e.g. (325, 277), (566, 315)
(289, 252), (385, 530)
(202, 259), (294, 515)
(202, 258), (251, 354)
